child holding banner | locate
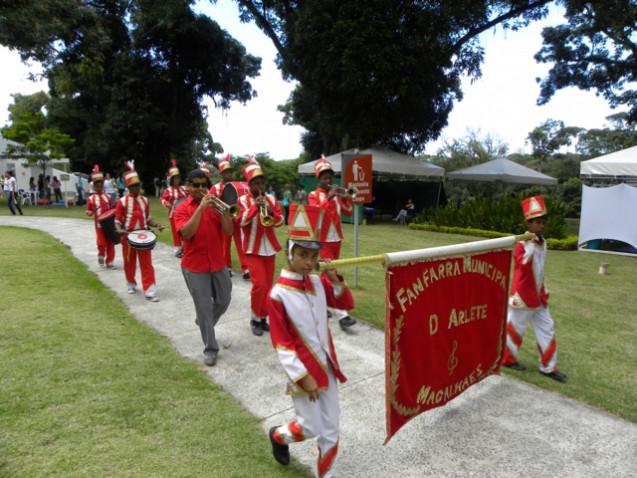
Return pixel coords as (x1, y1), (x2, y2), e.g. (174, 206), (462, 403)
(502, 195), (567, 383)
(267, 204), (354, 478)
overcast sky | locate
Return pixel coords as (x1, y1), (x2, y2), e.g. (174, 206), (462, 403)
(0, 1), (624, 160)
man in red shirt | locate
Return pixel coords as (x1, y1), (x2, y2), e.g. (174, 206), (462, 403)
(174, 168), (234, 366)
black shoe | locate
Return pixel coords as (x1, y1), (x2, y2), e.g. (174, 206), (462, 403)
(228, 269), (233, 278)
(203, 352), (217, 366)
(175, 248), (183, 258)
(243, 271), (251, 281)
(251, 319), (263, 336)
(260, 318), (270, 332)
(339, 316), (357, 330)
(540, 369), (567, 383)
(503, 361), (526, 372)
(269, 427), (290, 465)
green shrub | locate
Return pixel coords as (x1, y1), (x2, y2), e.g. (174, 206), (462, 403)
(547, 235), (579, 250)
(417, 194), (567, 239)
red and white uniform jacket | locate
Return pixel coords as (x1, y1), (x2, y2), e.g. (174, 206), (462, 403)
(161, 186), (186, 218)
(115, 194), (151, 232)
(86, 192), (113, 228)
(509, 234), (549, 309)
(268, 269), (354, 391)
(308, 189), (352, 242)
(237, 192), (284, 255)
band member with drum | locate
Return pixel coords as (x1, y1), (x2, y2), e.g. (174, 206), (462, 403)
(85, 165), (116, 268)
(237, 158), (284, 336)
(210, 154), (250, 280)
(115, 161), (165, 302)
(308, 156), (357, 330)
(161, 158), (187, 258)
(174, 168), (234, 366)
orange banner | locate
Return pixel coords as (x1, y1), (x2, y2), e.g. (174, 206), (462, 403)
(384, 250), (512, 443)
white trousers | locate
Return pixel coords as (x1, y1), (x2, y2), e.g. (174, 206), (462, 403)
(506, 306), (558, 373)
(273, 367), (340, 478)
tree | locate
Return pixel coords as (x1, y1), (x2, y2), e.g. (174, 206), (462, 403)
(576, 113), (637, 157)
(236, 0), (552, 157)
(0, 1), (261, 182)
(525, 119), (582, 172)
(1, 92), (74, 178)
(536, 1), (637, 122)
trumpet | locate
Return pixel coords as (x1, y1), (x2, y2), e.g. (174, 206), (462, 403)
(258, 193), (274, 227)
(330, 185), (358, 199)
(208, 195), (240, 217)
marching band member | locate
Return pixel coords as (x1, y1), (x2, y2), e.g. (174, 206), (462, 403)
(267, 204), (354, 478)
(308, 156), (357, 330)
(237, 158), (284, 336)
(174, 168), (234, 367)
(85, 165), (116, 268)
(161, 158), (187, 258)
(210, 154), (250, 280)
(115, 161), (165, 302)
(501, 195), (567, 382)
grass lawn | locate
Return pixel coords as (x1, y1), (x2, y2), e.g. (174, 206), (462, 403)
(0, 226), (310, 478)
(3, 198), (636, 424)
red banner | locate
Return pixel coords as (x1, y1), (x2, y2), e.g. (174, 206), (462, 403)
(384, 250), (512, 443)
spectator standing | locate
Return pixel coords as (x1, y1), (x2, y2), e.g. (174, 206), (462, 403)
(116, 175), (125, 197)
(37, 174), (44, 199)
(153, 177), (161, 198)
(44, 175), (51, 202)
(103, 173), (117, 203)
(52, 176), (63, 203)
(281, 184), (292, 224)
(3, 170), (23, 215)
(294, 185), (307, 205)
(29, 177), (37, 205)
(75, 175), (85, 206)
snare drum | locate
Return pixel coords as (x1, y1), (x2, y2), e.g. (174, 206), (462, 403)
(127, 229), (157, 250)
(97, 209), (120, 245)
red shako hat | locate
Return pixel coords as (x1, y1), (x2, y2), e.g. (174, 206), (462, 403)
(314, 154), (333, 178)
(287, 204), (323, 250)
(123, 160), (140, 187)
(242, 157), (264, 183)
(217, 154), (232, 173)
(521, 195), (548, 221)
(167, 159), (180, 178)
(198, 161), (211, 177)
(91, 164), (104, 182)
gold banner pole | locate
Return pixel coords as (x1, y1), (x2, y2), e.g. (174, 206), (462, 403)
(318, 232), (533, 271)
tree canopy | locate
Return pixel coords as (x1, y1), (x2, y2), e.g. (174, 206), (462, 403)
(0, 0), (260, 181)
(536, 1), (637, 122)
(236, 0), (552, 157)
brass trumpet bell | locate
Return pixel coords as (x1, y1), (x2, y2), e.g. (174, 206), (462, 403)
(209, 195), (239, 217)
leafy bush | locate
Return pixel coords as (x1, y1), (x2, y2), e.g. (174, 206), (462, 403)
(546, 236), (579, 250)
(416, 194), (567, 239)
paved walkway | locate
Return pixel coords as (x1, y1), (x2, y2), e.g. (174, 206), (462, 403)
(2, 216), (636, 477)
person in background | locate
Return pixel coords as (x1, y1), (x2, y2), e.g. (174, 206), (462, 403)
(281, 183), (292, 224)
(295, 185), (307, 205)
(393, 199), (415, 225)
(153, 177), (161, 198)
(237, 158), (284, 337)
(52, 176), (63, 203)
(29, 177), (37, 205)
(115, 161), (164, 301)
(37, 174), (44, 200)
(161, 159), (187, 258)
(85, 165), (116, 268)
(501, 195), (567, 383)
(3, 170), (23, 215)
(308, 155), (356, 331)
(104, 173), (117, 204)
(44, 175), (51, 202)
(116, 174), (125, 198)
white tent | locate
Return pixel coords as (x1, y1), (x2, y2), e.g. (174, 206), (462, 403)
(580, 145), (637, 179)
(297, 146), (444, 178)
(447, 158), (558, 185)
(578, 184), (637, 251)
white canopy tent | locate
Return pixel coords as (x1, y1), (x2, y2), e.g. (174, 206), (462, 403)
(297, 146), (444, 178)
(447, 158), (558, 185)
(578, 184), (637, 251)
(580, 145), (637, 180)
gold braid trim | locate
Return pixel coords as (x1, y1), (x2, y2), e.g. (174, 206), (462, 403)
(389, 315), (419, 417)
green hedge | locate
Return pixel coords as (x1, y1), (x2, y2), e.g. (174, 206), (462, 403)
(409, 222), (578, 250)
(416, 195), (567, 239)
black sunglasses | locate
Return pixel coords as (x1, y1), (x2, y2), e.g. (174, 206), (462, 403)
(190, 182), (209, 189)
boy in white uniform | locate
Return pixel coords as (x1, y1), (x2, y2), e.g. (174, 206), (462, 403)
(267, 204), (354, 478)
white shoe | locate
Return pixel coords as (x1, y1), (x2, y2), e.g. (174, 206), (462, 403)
(145, 295), (160, 302)
(127, 286), (137, 294)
